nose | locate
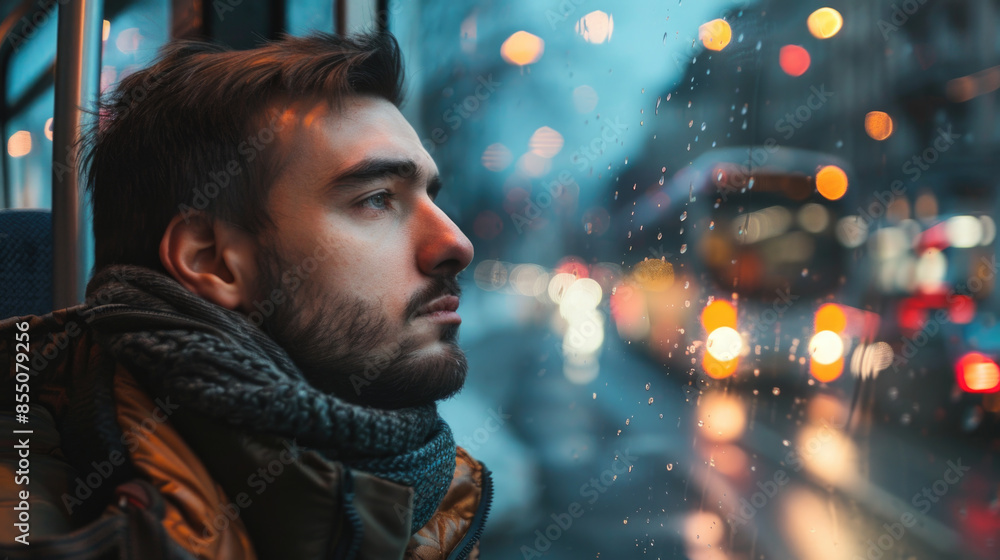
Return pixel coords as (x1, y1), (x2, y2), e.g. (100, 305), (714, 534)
(415, 200), (475, 278)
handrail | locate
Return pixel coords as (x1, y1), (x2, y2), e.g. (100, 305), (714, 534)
(52, 0), (103, 308)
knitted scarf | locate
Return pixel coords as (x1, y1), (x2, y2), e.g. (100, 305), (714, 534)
(84, 264), (455, 533)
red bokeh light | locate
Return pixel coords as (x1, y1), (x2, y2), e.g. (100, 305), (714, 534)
(779, 45), (811, 76)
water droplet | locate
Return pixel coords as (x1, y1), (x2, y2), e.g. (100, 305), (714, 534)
(801, 268), (809, 277)
(688, 120), (694, 128)
(683, 280), (690, 289)
(782, 439), (791, 447)
(657, 232), (662, 240)
(709, 221), (715, 230)
(772, 387), (781, 396)
(656, 96), (661, 109)
(679, 211), (687, 221)
(697, 420), (704, 427)
(666, 463), (673, 471)
(648, 397), (654, 405)
(679, 244), (687, 254)
(659, 175), (665, 185)
(700, 122), (707, 131)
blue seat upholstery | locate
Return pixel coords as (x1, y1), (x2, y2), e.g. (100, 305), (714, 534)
(0, 209), (53, 319)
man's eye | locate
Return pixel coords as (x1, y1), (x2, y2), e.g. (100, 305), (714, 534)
(359, 192), (395, 211)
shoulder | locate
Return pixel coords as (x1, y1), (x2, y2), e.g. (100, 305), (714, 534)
(406, 446), (492, 560)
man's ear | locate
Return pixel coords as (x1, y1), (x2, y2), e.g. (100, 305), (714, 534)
(159, 212), (257, 312)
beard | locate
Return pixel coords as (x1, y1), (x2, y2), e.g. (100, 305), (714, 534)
(252, 241), (468, 410)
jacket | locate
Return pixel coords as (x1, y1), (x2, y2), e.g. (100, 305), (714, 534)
(0, 304), (491, 559)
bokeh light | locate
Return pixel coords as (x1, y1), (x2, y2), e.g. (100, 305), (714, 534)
(481, 143), (513, 172)
(956, 353), (1000, 393)
(807, 8), (843, 39)
(864, 111), (894, 141)
(7, 131), (31, 158)
(779, 45), (811, 76)
(575, 10), (614, 44)
(697, 392), (746, 442)
(808, 330), (844, 365)
(706, 326), (742, 362)
(814, 303), (846, 333)
(500, 31), (544, 66)
(698, 19), (732, 51)
(701, 300), (737, 332)
(632, 259), (675, 291)
(529, 126), (564, 158)
(815, 165), (848, 200)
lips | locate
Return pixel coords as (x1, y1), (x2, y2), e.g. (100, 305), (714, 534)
(415, 295), (460, 317)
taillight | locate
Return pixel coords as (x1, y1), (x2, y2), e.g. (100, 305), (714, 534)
(702, 300), (739, 379)
(956, 352), (1000, 393)
(809, 303), (846, 382)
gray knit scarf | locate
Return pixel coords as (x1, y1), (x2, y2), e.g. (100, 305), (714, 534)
(84, 264), (455, 533)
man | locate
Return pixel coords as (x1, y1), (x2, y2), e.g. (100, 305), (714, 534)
(0, 32), (490, 559)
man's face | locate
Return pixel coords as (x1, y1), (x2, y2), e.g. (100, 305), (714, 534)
(253, 95), (474, 409)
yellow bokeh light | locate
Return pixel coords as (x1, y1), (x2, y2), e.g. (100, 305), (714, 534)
(500, 31), (544, 66)
(864, 111), (894, 141)
(529, 126), (564, 158)
(698, 19), (732, 51)
(816, 165), (848, 200)
(575, 10), (614, 44)
(807, 8), (843, 39)
(7, 130), (31, 158)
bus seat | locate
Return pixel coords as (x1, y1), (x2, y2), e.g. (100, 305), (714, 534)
(0, 209), (53, 319)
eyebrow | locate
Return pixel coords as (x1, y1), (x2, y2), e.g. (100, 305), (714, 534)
(324, 157), (442, 198)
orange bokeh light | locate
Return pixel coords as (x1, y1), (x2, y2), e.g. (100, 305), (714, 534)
(865, 111), (894, 141)
(779, 45), (811, 76)
(815, 303), (847, 333)
(703, 353), (738, 379)
(810, 356), (844, 383)
(698, 19), (732, 51)
(816, 165), (848, 200)
(500, 31), (544, 66)
(701, 300), (737, 332)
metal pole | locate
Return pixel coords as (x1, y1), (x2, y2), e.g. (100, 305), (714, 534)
(52, 0), (103, 308)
